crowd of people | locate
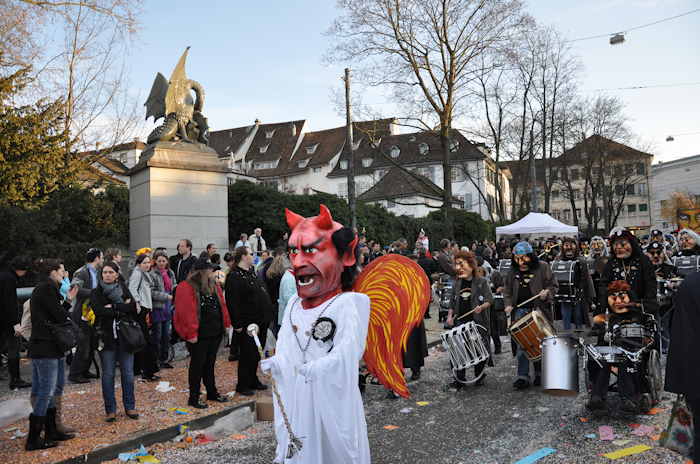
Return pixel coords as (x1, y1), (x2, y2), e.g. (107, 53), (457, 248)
(1, 223), (698, 461)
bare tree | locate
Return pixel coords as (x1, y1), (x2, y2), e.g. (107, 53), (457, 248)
(327, 0), (528, 229)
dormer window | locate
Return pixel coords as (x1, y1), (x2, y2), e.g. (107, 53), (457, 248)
(259, 144), (270, 154)
(340, 160), (348, 170)
(418, 143), (429, 155)
(408, 135), (416, 142)
(352, 138), (362, 151)
(361, 158), (373, 168)
(390, 145), (400, 158)
(265, 130), (276, 139)
(449, 139), (460, 152)
(370, 137), (382, 148)
(305, 143), (319, 155)
(297, 159), (309, 168)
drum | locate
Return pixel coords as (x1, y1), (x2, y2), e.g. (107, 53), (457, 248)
(550, 260), (577, 301)
(509, 310), (556, 361)
(590, 345), (627, 364)
(497, 259), (512, 275)
(542, 336), (579, 396)
(672, 255), (700, 278)
(616, 323), (647, 339)
(440, 321), (489, 371)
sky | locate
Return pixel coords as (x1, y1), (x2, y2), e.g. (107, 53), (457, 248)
(128, 0), (699, 164)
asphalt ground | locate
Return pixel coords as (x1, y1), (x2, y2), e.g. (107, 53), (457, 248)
(154, 340), (687, 464)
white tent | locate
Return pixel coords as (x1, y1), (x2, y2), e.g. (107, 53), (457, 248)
(496, 212), (578, 237)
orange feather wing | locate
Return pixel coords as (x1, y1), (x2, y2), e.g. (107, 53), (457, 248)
(353, 254), (431, 398)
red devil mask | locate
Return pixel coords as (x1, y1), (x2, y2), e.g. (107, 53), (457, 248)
(286, 204), (358, 309)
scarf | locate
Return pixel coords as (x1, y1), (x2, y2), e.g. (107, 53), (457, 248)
(159, 268), (173, 292)
(99, 280), (124, 304)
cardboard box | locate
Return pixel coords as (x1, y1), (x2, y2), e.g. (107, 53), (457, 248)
(256, 396), (274, 421)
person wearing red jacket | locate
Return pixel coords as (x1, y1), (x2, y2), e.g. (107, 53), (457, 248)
(174, 259), (231, 409)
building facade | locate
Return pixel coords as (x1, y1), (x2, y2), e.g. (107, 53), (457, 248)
(650, 153), (700, 232)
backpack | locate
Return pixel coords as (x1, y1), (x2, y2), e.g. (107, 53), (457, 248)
(18, 300), (32, 341)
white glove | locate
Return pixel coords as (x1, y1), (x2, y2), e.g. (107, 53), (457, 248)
(260, 357), (278, 376)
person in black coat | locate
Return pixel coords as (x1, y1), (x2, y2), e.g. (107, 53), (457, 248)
(91, 262), (139, 422)
(0, 255), (32, 389)
(225, 246), (274, 396)
(665, 270), (700, 463)
(27, 259), (78, 451)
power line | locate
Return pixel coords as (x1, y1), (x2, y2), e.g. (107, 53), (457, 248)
(565, 8), (700, 43)
(593, 81), (700, 91)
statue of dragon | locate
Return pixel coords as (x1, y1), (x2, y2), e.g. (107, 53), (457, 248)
(144, 47), (210, 145)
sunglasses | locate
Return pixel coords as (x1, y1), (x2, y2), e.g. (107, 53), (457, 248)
(609, 292), (628, 299)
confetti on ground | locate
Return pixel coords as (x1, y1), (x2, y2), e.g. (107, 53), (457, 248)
(599, 425), (615, 441)
(169, 408), (192, 415)
(155, 381), (175, 393)
(612, 439), (632, 446)
(118, 445), (148, 461)
(585, 433), (597, 439)
(650, 434), (660, 441)
(513, 447), (556, 464)
(631, 425), (655, 437)
(230, 434), (247, 440)
(136, 456), (160, 463)
(602, 444), (651, 459)
(383, 425), (400, 430)
(416, 401), (430, 406)
(629, 423), (640, 428)
(400, 407), (413, 413)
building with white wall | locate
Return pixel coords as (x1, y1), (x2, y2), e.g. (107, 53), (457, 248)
(650, 153), (700, 231)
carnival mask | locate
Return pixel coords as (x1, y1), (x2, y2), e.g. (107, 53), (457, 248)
(678, 207), (700, 234)
(679, 232), (697, 250)
(607, 291), (631, 314)
(563, 242), (576, 258)
(514, 254), (531, 271)
(286, 205), (358, 307)
(646, 249), (663, 265)
(612, 239), (632, 259)
(454, 258), (473, 279)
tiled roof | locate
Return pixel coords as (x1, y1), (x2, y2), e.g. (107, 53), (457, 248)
(245, 120), (305, 164)
(209, 125), (257, 157)
(328, 130), (485, 178)
(358, 166), (459, 203)
(285, 118), (396, 175)
(79, 141), (146, 159)
(559, 134), (653, 161)
(78, 163), (126, 185)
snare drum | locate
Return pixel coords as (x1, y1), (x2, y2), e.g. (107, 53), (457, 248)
(550, 260), (577, 301)
(509, 310), (556, 361)
(616, 323), (648, 339)
(440, 321), (490, 371)
(673, 255), (700, 278)
(591, 345), (627, 364)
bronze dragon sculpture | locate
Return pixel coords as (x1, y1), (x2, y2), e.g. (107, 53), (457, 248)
(144, 47), (210, 145)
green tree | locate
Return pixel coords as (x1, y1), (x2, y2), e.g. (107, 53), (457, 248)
(0, 66), (70, 208)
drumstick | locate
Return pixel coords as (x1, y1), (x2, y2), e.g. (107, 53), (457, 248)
(456, 306), (481, 321)
(516, 293), (542, 308)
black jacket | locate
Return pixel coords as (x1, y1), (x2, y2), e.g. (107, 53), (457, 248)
(170, 254), (197, 283)
(225, 267), (274, 330)
(665, 271), (700, 399)
(417, 256), (438, 283)
(29, 280), (72, 359)
(91, 282), (138, 351)
(599, 253), (657, 314)
(0, 270), (20, 328)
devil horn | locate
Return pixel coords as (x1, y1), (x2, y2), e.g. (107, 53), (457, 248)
(314, 204), (334, 230)
(285, 208), (305, 230)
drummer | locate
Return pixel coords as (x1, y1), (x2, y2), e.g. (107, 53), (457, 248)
(646, 241), (679, 353)
(555, 237), (596, 332)
(445, 251), (494, 390)
(587, 280), (647, 414)
(598, 227), (657, 316)
(503, 242), (557, 390)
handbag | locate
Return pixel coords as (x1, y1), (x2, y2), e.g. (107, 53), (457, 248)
(660, 394), (695, 458)
(116, 318), (147, 353)
(46, 318), (79, 353)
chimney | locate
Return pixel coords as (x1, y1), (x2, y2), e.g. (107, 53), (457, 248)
(95, 142), (101, 151)
(133, 136), (141, 144)
(290, 123), (297, 137)
(254, 118), (261, 126)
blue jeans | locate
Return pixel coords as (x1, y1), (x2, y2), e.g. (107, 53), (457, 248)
(560, 301), (582, 331)
(151, 320), (171, 363)
(514, 308), (541, 380)
(31, 358), (64, 416)
(99, 345), (135, 414)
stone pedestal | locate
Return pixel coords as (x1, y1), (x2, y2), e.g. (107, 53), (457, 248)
(129, 141), (229, 255)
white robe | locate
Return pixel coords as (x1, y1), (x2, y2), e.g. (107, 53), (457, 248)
(261, 292), (371, 464)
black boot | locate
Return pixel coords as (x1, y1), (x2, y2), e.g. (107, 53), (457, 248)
(9, 377), (31, 389)
(46, 408), (75, 441)
(25, 414), (58, 451)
